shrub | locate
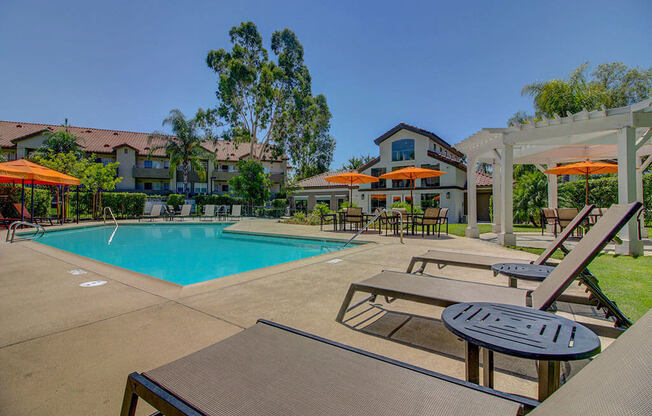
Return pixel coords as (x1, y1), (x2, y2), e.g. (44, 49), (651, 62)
(312, 202), (331, 216)
(0, 185), (51, 217)
(101, 193), (146, 218)
(166, 194), (186, 210)
(272, 198), (287, 209)
(339, 201), (358, 211)
(390, 201), (422, 214)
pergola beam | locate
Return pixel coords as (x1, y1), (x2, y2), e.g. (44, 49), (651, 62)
(635, 128), (652, 151)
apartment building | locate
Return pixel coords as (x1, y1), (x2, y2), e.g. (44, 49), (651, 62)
(0, 121), (288, 195)
(294, 123), (491, 223)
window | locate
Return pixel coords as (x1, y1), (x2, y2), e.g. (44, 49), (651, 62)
(144, 182), (153, 190)
(392, 139), (414, 161)
(164, 161), (169, 169)
(221, 165), (229, 171)
(144, 160), (153, 168)
(391, 166), (410, 188)
(263, 167), (271, 174)
(370, 194), (386, 210)
(421, 164), (441, 187)
(371, 168), (386, 189)
(222, 184), (229, 192)
(163, 182), (170, 190)
(421, 193), (440, 208)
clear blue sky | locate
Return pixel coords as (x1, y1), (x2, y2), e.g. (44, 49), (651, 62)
(1, 0), (650, 168)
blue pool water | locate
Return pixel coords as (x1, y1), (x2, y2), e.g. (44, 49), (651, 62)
(37, 224), (347, 285)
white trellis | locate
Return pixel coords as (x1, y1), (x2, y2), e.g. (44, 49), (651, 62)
(456, 99), (652, 256)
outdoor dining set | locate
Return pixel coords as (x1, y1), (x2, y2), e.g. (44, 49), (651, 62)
(320, 206), (449, 237)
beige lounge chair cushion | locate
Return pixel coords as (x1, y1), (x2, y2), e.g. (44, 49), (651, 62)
(354, 271), (529, 308)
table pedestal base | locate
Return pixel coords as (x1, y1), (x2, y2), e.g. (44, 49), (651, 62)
(538, 360), (560, 401)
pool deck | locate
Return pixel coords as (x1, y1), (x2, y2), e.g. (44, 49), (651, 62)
(0, 219), (616, 415)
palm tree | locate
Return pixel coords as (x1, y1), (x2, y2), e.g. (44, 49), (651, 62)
(34, 119), (85, 159)
(148, 110), (212, 197)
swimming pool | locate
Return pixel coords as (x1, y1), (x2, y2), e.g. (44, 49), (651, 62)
(37, 224), (349, 285)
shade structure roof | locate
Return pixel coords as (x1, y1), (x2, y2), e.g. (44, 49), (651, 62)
(324, 172), (379, 185)
(379, 166), (446, 180)
(0, 159), (81, 186)
(544, 160), (618, 176)
(455, 98), (652, 165)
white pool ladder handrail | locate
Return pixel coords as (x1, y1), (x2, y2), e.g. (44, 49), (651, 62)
(6, 221), (45, 243)
(103, 207), (118, 245)
(343, 208), (404, 247)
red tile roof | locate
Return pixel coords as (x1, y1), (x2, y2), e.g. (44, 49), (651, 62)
(295, 170), (349, 188)
(0, 120), (286, 161)
(476, 171), (492, 187)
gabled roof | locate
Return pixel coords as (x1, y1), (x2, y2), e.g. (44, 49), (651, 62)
(476, 171), (492, 187)
(0, 120), (287, 161)
(357, 156), (380, 172)
(295, 170), (349, 188)
(373, 123), (463, 157)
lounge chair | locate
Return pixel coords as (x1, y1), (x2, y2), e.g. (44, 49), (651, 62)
(0, 212), (20, 229)
(407, 204), (595, 277)
(230, 204), (241, 220)
(12, 203), (53, 225)
(121, 308), (652, 416)
(179, 204), (192, 220)
(201, 204), (216, 221)
(139, 204), (164, 222)
(336, 202), (641, 334)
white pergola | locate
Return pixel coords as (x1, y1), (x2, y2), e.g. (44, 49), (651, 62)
(456, 98), (652, 256)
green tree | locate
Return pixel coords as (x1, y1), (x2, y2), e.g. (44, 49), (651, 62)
(34, 119), (84, 159)
(514, 62), (652, 123)
(342, 154), (374, 170)
(205, 22), (334, 171)
(148, 109), (212, 197)
(513, 166), (547, 226)
(228, 159), (271, 207)
(30, 151), (88, 178)
(81, 159), (122, 217)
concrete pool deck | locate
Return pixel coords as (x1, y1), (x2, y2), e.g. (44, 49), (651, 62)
(0, 219), (615, 415)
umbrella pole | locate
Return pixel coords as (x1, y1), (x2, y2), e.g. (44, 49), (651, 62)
(76, 186), (80, 224)
(410, 179), (414, 213)
(585, 173), (589, 206)
(20, 179), (25, 222)
(30, 180), (34, 220)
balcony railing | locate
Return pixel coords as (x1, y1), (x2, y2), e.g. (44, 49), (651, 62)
(132, 167), (171, 179)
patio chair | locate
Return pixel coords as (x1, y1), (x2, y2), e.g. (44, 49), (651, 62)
(344, 207), (363, 231)
(336, 202), (641, 334)
(139, 204), (164, 222)
(201, 204), (216, 221)
(435, 207), (449, 236)
(540, 207), (560, 236)
(319, 209), (337, 231)
(121, 309), (651, 416)
(12, 203), (53, 225)
(557, 208), (581, 236)
(230, 204), (241, 220)
(166, 204), (176, 221)
(413, 207), (440, 237)
(386, 208), (409, 235)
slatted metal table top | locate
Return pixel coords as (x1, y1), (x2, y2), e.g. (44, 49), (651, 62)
(491, 263), (556, 282)
(442, 302), (601, 361)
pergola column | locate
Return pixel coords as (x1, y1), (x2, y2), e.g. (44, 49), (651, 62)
(616, 127), (643, 255)
(498, 145), (515, 246)
(465, 157), (479, 238)
(637, 155), (650, 238)
(547, 169), (558, 209)
(492, 161), (501, 233)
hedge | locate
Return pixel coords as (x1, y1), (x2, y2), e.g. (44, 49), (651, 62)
(71, 192), (146, 218)
(193, 194), (245, 209)
(0, 185), (50, 217)
(558, 174), (651, 223)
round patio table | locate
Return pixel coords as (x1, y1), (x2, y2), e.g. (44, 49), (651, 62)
(491, 263), (555, 288)
(441, 302), (601, 401)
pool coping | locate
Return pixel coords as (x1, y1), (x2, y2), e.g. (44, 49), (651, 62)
(23, 221), (375, 299)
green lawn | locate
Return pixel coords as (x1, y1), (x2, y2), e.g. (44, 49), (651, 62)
(507, 246), (652, 322)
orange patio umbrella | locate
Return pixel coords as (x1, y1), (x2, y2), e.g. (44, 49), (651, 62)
(544, 160), (618, 205)
(380, 166), (446, 212)
(0, 159), (81, 222)
(324, 172), (379, 203)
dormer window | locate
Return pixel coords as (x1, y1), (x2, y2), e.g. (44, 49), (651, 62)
(392, 139), (414, 161)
